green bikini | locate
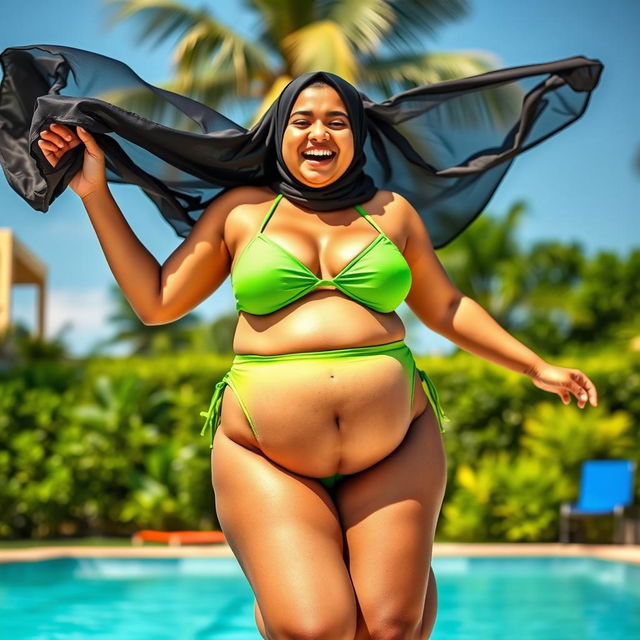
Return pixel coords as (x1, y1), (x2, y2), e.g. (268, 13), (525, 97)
(231, 192), (412, 314)
(200, 193), (449, 492)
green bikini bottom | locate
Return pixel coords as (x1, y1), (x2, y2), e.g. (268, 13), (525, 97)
(199, 339), (449, 493)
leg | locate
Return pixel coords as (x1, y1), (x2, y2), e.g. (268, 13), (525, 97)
(335, 403), (447, 640)
(421, 567), (438, 639)
(211, 404), (358, 640)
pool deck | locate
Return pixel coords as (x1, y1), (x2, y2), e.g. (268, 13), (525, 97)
(1, 543), (639, 564)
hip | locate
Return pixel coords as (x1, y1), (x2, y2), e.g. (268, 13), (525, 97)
(200, 340), (449, 478)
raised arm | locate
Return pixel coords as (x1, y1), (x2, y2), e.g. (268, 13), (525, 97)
(400, 194), (597, 408)
(81, 186), (232, 325)
(38, 123), (232, 326)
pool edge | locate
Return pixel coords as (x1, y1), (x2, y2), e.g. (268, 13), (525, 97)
(1, 542), (639, 565)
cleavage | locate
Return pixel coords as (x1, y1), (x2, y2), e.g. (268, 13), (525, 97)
(262, 226), (379, 281)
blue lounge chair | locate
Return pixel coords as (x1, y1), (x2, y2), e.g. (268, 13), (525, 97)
(560, 459), (636, 544)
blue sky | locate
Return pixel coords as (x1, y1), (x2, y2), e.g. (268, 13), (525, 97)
(1, 0), (637, 356)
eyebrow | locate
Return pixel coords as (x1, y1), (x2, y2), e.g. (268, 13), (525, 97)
(289, 110), (349, 119)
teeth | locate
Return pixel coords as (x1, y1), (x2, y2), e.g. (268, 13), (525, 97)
(303, 150), (334, 158)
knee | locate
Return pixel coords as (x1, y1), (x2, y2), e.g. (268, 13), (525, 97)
(266, 614), (356, 640)
(267, 624), (354, 640)
(367, 613), (422, 640)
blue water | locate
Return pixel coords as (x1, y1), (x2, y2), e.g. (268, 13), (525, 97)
(0, 556), (638, 639)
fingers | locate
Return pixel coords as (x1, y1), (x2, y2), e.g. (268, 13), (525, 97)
(39, 129), (65, 149)
(567, 370), (598, 408)
(51, 123), (75, 141)
(36, 133), (61, 167)
(581, 375), (598, 407)
(38, 123), (76, 160)
(37, 123), (81, 167)
(40, 123), (73, 147)
(535, 365), (598, 410)
(36, 122), (103, 169)
(559, 390), (571, 405)
(75, 125), (104, 159)
(37, 138), (59, 153)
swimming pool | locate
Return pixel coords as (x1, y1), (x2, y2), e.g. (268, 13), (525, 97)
(1, 556), (638, 639)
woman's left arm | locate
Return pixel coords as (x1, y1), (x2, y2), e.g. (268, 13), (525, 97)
(399, 195), (598, 409)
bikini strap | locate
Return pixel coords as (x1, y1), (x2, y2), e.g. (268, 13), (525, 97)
(354, 204), (384, 234)
(259, 193), (284, 232)
(262, 196), (383, 235)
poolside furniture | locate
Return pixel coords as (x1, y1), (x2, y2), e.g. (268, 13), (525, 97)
(560, 459), (636, 544)
(132, 530), (227, 546)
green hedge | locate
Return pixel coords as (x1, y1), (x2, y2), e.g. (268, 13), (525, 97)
(0, 353), (232, 538)
(1, 348), (638, 541)
(415, 347), (640, 542)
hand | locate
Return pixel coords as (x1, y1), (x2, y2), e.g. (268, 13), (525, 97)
(37, 123), (107, 200)
(527, 361), (598, 409)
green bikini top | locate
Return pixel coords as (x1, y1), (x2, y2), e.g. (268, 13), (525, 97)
(231, 193), (412, 315)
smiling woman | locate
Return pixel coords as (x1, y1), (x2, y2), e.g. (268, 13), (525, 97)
(282, 82), (355, 188)
(0, 44), (603, 640)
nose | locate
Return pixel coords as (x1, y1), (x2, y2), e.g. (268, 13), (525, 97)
(309, 120), (329, 142)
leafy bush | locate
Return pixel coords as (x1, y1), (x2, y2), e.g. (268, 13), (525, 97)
(0, 353), (232, 538)
(1, 346), (637, 541)
(437, 352), (638, 542)
(441, 452), (572, 541)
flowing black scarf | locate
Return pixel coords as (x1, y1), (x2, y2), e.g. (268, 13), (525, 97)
(0, 44), (603, 247)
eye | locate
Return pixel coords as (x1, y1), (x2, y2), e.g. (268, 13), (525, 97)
(292, 120), (347, 127)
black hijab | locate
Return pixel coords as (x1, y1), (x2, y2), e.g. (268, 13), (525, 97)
(0, 44), (603, 247)
(266, 71), (377, 210)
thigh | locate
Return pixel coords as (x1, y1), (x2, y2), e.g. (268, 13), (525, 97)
(211, 412), (357, 639)
(334, 404), (447, 637)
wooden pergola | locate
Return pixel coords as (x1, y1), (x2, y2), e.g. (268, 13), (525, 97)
(0, 228), (47, 339)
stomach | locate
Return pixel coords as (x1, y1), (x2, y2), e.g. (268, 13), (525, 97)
(232, 288), (406, 354)
(220, 290), (428, 478)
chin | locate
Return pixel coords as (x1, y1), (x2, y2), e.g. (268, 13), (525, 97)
(304, 177), (337, 187)
(300, 166), (348, 186)
(293, 172), (333, 187)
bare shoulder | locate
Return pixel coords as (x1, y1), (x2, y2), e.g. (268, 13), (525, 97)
(198, 185), (274, 227)
(215, 185), (277, 251)
(365, 190), (421, 246)
(367, 190), (416, 220)
(388, 191), (418, 218)
(223, 185), (275, 206)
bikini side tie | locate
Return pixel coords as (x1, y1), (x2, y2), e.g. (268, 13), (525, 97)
(199, 372), (231, 449)
(417, 368), (450, 434)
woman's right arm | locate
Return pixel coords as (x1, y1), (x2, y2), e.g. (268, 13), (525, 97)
(38, 123), (234, 326)
(81, 186), (233, 325)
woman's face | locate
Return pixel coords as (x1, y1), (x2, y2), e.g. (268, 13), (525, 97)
(282, 85), (354, 188)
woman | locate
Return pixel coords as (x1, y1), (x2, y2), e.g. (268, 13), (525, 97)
(34, 77), (598, 640)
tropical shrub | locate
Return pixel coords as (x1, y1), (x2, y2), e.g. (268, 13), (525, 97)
(0, 347), (637, 541)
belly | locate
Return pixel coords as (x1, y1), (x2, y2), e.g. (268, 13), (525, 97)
(232, 290), (406, 354)
(219, 348), (428, 478)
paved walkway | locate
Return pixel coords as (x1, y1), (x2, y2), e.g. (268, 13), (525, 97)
(1, 543), (639, 564)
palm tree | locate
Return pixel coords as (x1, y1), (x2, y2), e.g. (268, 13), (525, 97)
(102, 0), (510, 129)
(437, 200), (530, 326)
(435, 202), (593, 355)
(90, 282), (202, 356)
(89, 283), (240, 357)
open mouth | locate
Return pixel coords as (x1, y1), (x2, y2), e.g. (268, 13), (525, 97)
(301, 150), (336, 165)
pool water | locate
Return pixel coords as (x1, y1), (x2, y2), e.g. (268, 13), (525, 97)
(1, 556), (638, 639)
